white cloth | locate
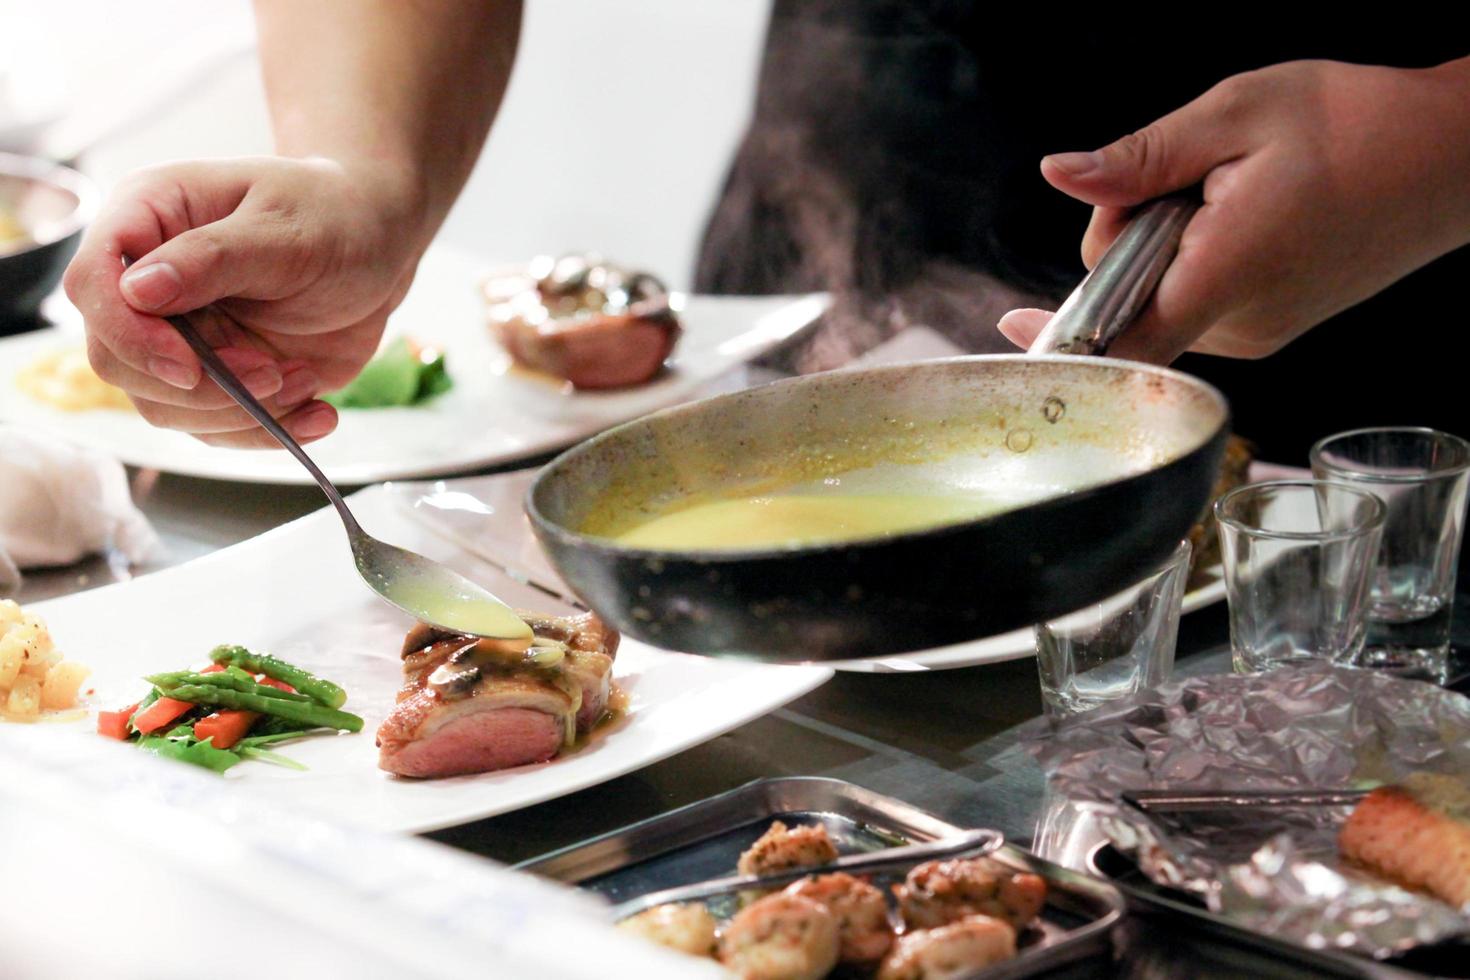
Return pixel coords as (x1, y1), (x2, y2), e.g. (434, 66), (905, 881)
(0, 425), (158, 593)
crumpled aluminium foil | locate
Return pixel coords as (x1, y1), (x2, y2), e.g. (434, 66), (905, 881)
(1025, 663), (1470, 958)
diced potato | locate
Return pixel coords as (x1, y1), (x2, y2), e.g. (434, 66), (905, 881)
(7, 675), (41, 716)
(0, 603), (89, 719)
(41, 661), (90, 710)
(14, 618), (58, 677)
(0, 632), (25, 688)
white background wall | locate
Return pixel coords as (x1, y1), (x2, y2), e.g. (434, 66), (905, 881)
(0, 0), (772, 287)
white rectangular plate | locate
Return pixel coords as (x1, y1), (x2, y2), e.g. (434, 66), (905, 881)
(0, 246), (827, 484)
(5, 486), (831, 833)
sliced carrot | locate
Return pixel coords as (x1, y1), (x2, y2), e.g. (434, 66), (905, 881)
(258, 676), (296, 693)
(97, 703), (140, 740)
(132, 697), (195, 735)
(200, 664), (228, 675)
(194, 710), (260, 750)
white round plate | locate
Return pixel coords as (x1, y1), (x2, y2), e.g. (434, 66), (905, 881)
(0, 245), (828, 485)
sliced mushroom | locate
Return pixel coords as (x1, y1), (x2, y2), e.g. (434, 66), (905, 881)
(428, 658), (483, 698)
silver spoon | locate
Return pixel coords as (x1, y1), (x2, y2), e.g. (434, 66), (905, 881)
(149, 293), (532, 643)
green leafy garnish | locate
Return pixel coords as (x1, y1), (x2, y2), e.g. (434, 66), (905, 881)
(323, 338), (452, 408)
(137, 734), (243, 774)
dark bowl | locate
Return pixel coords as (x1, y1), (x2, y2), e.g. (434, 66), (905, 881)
(0, 152), (97, 334)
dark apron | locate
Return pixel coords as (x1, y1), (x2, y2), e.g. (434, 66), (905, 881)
(694, 1), (1469, 464)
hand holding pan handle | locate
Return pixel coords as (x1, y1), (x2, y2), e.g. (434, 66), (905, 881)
(1028, 194), (1201, 357)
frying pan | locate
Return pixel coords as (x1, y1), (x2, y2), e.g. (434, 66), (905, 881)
(528, 197), (1230, 661)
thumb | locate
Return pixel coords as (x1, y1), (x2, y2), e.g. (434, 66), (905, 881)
(118, 214), (303, 316)
(996, 308), (1054, 351)
(1040, 84), (1243, 208)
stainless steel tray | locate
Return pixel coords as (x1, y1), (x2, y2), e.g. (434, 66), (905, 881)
(1088, 841), (1468, 979)
(519, 776), (1125, 978)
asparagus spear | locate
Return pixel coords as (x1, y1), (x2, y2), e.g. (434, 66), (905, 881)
(245, 716), (318, 739)
(163, 683), (363, 733)
(147, 670), (313, 703)
(208, 645), (347, 708)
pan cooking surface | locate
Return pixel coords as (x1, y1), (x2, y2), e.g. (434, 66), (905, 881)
(592, 443), (1157, 552)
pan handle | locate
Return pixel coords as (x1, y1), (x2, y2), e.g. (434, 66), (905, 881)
(1027, 194), (1201, 357)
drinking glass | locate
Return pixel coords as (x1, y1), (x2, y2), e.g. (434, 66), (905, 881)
(1215, 480), (1385, 673)
(1310, 428), (1470, 681)
(1035, 540), (1190, 717)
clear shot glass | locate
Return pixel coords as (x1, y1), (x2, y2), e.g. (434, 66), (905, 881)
(1215, 480), (1386, 673)
(1035, 540), (1191, 717)
(1310, 428), (1470, 682)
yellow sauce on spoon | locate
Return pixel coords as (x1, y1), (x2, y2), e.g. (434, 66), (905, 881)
(380, 574), (534, 643)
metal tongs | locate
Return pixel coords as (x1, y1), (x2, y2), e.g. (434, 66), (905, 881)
(1121, 788), (1372, 815)
(611, 827), (1004, 920)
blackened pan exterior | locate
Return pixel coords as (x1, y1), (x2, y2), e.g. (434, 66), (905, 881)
(529, 356), (1229, 661)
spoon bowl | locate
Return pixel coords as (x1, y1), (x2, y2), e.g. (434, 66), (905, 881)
(142, 288), (532, 642)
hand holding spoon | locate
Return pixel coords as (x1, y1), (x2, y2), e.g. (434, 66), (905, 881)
(148, 290), (532, 643)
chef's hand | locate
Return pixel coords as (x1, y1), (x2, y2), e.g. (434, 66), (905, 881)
(63, 156), (423, 447)
(997, 58), (1470, 363)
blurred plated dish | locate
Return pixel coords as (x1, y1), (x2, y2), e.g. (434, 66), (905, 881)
(0, 244), (828, 484)
(0, 152), (96, 331)
(487, 253), (683, 390)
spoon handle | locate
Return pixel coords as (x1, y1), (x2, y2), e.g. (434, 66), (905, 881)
(158, 308), (363, 536)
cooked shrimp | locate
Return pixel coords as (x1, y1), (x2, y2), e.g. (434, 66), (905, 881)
(617, 902), (719, 958)
(784, 872), (893, 964)
(876, 915), (1017, 980)
(738, 820), (839, 877)
(718, 893), (840, 980)
(895, 857), (1047, 931)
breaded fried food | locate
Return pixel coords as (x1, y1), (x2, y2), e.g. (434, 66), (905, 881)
(718, 893), (840, 980)
(876, 914), (1017, 980)
(785, 872), (893, 965)
(738, 821), (839, 877)
(1339, 773), (1470, 908)
(1187, 434), (1253, 580)
(894, 856), (1047, 932)
(617, 903), (718, 958)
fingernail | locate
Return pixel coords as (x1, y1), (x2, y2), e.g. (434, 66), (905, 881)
(120, 262), (183, 310)
(241, 365), (283, 395)
(147, 355), (198, 390)
(1044, 150), (1104, 177)
(276, 369), (320, 407)
(290, 404), (335, 440)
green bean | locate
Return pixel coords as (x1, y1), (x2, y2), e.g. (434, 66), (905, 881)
(137, 735), (241, 773)
(147, 670), (312, 703)
(208, 645), (347, 708)
(164, 684), (363, 733)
